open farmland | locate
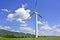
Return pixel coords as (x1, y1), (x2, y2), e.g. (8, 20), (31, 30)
(0, 37), (60, 40)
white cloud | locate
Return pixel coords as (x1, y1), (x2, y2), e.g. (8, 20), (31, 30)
(40, 25), (52, 30)
(0, 26), (11, 30)
(1, 9), (10, 12)
(37, 21), (43, 24)
(16, 19), (26, 23)
(40, 22), (52, 30)
(52, 25), (60, 32)
(19, 27), (35, 34)
(6, 4), (32, 34)
(15, 7), (30, 20)
(55, 29), (60, 32)
(10, 29), (20, 32)
(20, 24), (27, 27)
(7, 4), (30, 23)
(0, 26), (20, 32)
(52, 24), (59, 29)
(39, 21), (60, 36)
(39, 30), (56, 36)
(22, 4), (27, 8)
(7, 14), (14, 21)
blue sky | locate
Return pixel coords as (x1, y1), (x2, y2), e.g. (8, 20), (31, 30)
(0, 0), (60, 36)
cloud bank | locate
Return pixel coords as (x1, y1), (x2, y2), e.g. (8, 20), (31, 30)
(0, 21), (60, 36)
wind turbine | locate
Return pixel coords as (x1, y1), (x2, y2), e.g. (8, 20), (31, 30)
(29, 0), (42, 38)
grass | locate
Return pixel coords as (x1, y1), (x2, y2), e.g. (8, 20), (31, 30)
(0, 37), (60, 40)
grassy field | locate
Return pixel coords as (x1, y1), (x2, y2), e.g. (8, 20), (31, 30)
(0, 37), (60, 40)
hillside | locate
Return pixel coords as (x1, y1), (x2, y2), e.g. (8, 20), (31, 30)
(0, 29), (35, 38)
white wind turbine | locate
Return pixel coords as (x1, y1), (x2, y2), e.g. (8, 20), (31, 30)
(29, 0), (43, 38)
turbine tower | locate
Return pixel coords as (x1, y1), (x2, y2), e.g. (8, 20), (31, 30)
(35, 10), (42, 38)
(29, 0), (42, 38)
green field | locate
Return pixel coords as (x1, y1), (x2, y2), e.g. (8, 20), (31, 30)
(0, 37), (60, 40)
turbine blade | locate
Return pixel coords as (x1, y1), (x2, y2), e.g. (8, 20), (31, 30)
(38, 14), (43, 18)
(27, 12), (35, 19)
(30, 12), (35, 17)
